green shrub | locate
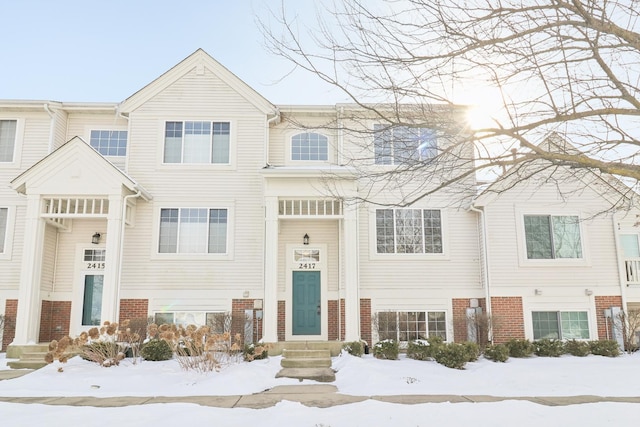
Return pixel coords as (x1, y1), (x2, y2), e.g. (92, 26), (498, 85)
(484, 344), (510, 362)
(342, 341), (364, 357)
(141, 339), (173, 361)
(433, 343), (469, 369)
(534, 339), (565, 357)
(243, 343), (269, 361)
(505, 339), (534, 358)
(564, 340), (591, 357)
(373, 339), (399, 360)
(406, 340), (431, 361)
(460, 341), (480, 362)
(589, 340), (620, 357)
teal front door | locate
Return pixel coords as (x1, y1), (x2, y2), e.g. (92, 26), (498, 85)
(292, 271), (321, 335)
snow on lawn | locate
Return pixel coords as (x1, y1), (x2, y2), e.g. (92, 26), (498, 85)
(1, 351), (639, 426)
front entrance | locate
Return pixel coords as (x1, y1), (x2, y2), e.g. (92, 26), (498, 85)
(292, 271), (321, 335)
(82, 274), (104, 326)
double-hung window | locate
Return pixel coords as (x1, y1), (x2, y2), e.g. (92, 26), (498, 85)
(158, 208), (228, 254)
(291, 132), (328, 161)
(524, 215), (582, 259)
(90, 130), (127, 156)
(377, 311), (447, 341)
(532, 311), (589, 340)
(374, 124), (437, 165)
(376, 209), (442, 254)
(164, 121), (230, 164)
(0, 207), (7, 253)
(0, 120), (17, 162)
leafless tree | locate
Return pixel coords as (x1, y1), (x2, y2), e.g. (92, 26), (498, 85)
(261, 0), (640, 205)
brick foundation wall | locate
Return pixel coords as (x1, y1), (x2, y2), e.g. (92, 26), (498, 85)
(2, 299), (17, 351)
(360, 298), (372, 345)
(119, 299), (149, 322)
(340, 299), (346, 340)
(277, 301), (285, 341)
(231, 299), (263, 343)
(595, 295), (623, 340)
(328, 300), (338, 340)
(452, 298), (486, 343)
(38, 300), (71, 343)
(491, 296), (525, 343)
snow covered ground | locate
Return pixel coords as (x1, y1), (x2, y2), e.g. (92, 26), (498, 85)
(1, 351), (639, 426)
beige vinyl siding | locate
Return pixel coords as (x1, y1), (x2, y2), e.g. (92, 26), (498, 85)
(52, 109), (68, 150)
(484, 177), (621, 294)
(17, 112), (51, 170)
(0, 203), (25, 291)
(40, 225), (58, 293)
(117, 67), (267, 295)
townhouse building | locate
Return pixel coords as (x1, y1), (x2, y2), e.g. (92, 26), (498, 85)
(1, 50), (638, 357)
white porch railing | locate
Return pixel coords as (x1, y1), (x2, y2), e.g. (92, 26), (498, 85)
(625, 258), (640, 285)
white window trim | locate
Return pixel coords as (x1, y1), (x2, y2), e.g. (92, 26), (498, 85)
(515, 210), (590, 267)
(368, 207), (450, 260)
(372, 124), (439, 166)
(0, 118), (24, 167)
(84, 125), (128, 154)
(151, 204), (235, 260)
(285, 130), (333, 165)
(524, 303), (596, 341)
(371, 305), (453, 344)
(0, 206), (15, 260)
(158, 119), (237, 169)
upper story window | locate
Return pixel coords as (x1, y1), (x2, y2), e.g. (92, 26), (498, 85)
(374, 124), (437, 165)
(163, 121), (230, 164)
(0, 120), (17, 162)
(90, 130), (127, 156)
(376, 208), (442, 254)
(158, 208), (228, 254)
(0, 207), (7, 253)
(524, 215), (582, 259)
(291, 132), (328, 161)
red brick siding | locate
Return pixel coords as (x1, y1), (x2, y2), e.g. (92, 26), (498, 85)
(277, 300), (285, 341)
(38, 300), (71, 343)
(2, 299), (17, 351)
(328, 300), (338, 340)
(491, 296), (525, 343)
(452, 298), (486, 343)
(231, 299), (263, 343)
(360, 298), (372, 345)
(595, 295), (623, 340)
(118, 299), (149, 323)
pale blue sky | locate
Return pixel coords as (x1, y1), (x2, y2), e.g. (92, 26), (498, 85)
(0, 0), (342, 105)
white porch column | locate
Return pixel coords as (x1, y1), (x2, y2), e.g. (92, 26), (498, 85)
(13, 195), (46, 344)
(101, 195), (124, 323)
(262, 196), (279, 342)
(343, 201), (360, 341)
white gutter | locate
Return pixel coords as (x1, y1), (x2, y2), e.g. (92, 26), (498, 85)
(469, 204), (493, 342)
(44, 103), (56, 154)
(115, 190), (143, 319)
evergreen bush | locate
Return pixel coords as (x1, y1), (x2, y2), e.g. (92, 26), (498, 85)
(460, 341), (480, 362)
(406, 340), (431, 361)
(564, 340), (591, 357)
(484, 344), (510, 362)
(141, 339), (173, 361)
(589, 340), (620, 357)
(505, 339), (534, 358)
(342, 341), (364, 357)
(433, 343), (470, 369)
(373, 339), (399, 360)
(534, 339), (565, 357)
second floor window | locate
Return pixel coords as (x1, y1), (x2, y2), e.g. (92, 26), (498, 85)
(164, 121), (230, 164)
(291, 132), (328, 161)
(524, 215), (582, 259)
(90, 130), (127, 156)
(159, 208), (228, 254)
(0, 120), (17, 162)
(376, 208), (442, 254)
(374, 125), (437, 165)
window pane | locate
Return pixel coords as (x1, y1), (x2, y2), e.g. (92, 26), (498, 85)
(206, 312), (227, 334)
(560, 311), (589, 339)
(374, 125), (437, 165)
(374, 124), (392, 165)
(183, 121), (211, 163)
(158, 208), (179, 253)
(524, 215), (553, 259)
(0, 207), (7, 253)
(0, 120), (17, 162)
(211, 122), (230, 163)
(377, 311), (397, 341)
(155, 312), (174, 325)
(82, 275), (103, 326)
(552, 216), (582, 258)
(178, 208), (208, 253)
(428, 311), (447, 340)
(89, 130), (127, 156)
(164, 122), (183, 163)
(423, 210), (442, 253)
(395, 209), (423, 253)
(621, 235), (640, 258)
(532, 311), (560, 339)
(291, 132), (328, 161)
(376, 209), (395, 253)
(208, 209), (228, 253)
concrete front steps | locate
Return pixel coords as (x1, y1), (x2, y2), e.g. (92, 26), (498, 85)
(275, 344), (336, 382)
(6, 343), (50, 370)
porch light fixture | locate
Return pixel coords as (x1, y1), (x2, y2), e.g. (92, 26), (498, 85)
(91, 232), (101, 245)
(585, 289), (593, 296)
(534, 288), (542, 296)
(303, 233), (310, 245)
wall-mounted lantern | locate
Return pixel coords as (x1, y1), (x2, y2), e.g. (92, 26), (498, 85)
(92, 232), (101, 245)
(303, 233), (310, 245)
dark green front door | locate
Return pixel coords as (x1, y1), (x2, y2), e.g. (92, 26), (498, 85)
(292, 271), (321, 335)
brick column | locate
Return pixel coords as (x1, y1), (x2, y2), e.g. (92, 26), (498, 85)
(38, 301), (71, 343)
(359, 298), (372, 345)
(2, 299), (17, 351)
(595, 296), (623, 340)
(490, 296), (525, 343)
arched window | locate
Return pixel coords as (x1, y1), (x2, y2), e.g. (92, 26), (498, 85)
(291, 132), (328, 161)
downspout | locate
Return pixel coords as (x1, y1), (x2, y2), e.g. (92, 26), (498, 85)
(44, 103), (56, 154)
(115, 190), (142, 320)
(612, 212), (629, 313)
(469, 204), (493, 342)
